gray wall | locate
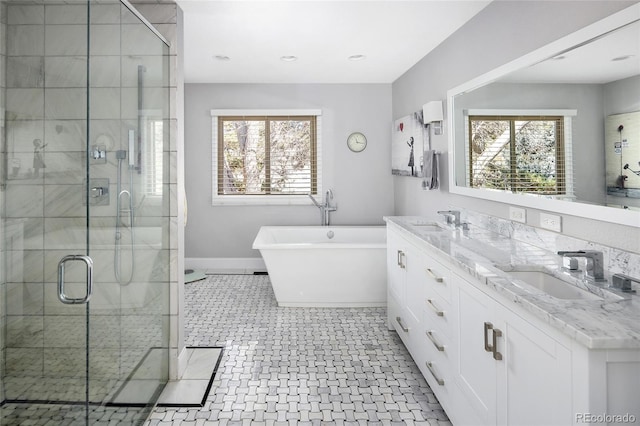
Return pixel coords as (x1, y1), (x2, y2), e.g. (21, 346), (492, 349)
(391, 0), (640, 254)
(604, 75), (640, 116)
(185, 83), (393, 259)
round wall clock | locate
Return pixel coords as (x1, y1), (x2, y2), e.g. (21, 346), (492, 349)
(347, 132), (367, 152)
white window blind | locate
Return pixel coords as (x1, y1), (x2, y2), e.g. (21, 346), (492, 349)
(144, 119), (164, 197)
(211, 109), (322, 205)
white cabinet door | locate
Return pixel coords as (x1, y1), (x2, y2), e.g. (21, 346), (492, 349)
(496, 302), (572, 426)
(386, 228), (417, 351)
(455, 276), (499, 426)
(455, 272), (573, 426)
(386, 229), (406, 305)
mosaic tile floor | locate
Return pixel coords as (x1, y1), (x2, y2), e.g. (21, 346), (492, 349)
(146, 274), (451, 425)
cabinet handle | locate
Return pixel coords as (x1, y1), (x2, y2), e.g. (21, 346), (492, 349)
(425, 362), (445, 386)
(426, 299), (444, 317)
(426, 330), (445, 351)
(425, 268), (444, 283)
(492, 328), (503, 361)
(397, 250), (406, 269)
(483, 322), (503, 360)
(484, 322), (494, 353)
(396, 316), (409, 333)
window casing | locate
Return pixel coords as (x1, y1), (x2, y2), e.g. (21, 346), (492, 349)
(211, 109), (322, 205)
(466, 112), (574, 197)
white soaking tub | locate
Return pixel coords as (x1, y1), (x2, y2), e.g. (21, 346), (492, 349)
(252, 226), (387, 307)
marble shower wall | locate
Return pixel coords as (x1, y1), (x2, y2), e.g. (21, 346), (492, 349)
(462, 208), (640, 279)
(2, 2), (171, 403)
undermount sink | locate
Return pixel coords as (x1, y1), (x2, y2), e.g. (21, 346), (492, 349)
(505, 270), (603, 301)
(410, 222), (447, 232)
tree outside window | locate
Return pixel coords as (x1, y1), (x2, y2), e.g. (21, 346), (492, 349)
(468, 116), (566, 195)
(217, 116), (317, 196)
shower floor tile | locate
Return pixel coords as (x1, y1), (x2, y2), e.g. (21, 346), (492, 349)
(146, 274), (451, 425)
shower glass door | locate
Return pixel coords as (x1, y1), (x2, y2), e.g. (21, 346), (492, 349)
(1, 0), (170, 424)
(85, 0), (171, 416)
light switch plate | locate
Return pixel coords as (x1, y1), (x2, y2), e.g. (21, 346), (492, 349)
(509, 207), (526, 223)
(540, 212), (562, 232)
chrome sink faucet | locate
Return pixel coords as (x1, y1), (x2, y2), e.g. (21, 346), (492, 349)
(558, 250), (605, 281)
(308, 189), (337, 226)
(437, 210), (461, 228)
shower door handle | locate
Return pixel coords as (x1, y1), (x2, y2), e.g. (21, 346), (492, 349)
(57, 255), (94, 304)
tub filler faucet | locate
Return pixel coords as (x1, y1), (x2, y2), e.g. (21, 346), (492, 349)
(308, 189), (337, 226)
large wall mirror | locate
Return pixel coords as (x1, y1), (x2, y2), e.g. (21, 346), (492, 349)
(448, 3), (640, 227)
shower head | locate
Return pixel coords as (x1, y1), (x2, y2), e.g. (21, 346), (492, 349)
(116, 150), (127, 160)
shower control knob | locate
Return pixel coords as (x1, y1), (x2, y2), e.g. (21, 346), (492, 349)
(90, 186), (108, 198)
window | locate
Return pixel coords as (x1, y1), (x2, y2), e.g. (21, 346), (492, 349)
(143, 118), (164, 198)
(466, 112), (574, 196)
(211, 109), (322, 205)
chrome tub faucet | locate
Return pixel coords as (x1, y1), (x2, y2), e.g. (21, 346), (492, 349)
(308, 189), (337, 226)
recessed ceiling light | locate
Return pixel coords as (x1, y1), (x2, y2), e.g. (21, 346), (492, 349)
(214, 55), (231, 61)
(551, 55), (566, 61)
(280, 55), (298, 62)
(348, 54), (366, 61)
(612, 55), (634, 62)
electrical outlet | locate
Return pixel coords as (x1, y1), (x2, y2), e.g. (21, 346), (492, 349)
(509, 207), (526, 223)
(540, 212), (562, 232)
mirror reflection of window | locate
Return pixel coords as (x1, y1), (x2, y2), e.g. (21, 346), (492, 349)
(467, 115), (571, 196)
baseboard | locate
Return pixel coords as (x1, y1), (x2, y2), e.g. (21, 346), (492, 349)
(185, 257), (266, 274)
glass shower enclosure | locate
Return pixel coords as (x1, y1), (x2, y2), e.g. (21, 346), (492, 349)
(0, 0), (171, 424)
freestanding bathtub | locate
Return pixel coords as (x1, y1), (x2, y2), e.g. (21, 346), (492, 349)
(252, 226), (387, 307)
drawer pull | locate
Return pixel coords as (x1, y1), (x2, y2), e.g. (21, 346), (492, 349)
(492, 327), (503, 361)
(426, 330), (445, 351)
(426, 299), (444, 317)
(484, 322), (493, 352)
(426, 362), (445, 386)
(426, 268), (444, 283)
(397, 250), (406, 269)
(483, 322), (503, 360)
(396, 316), (409, 333)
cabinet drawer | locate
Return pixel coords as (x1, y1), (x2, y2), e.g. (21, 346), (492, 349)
(421, 328), (453, 364)
(422, 292), (453, 338)
(420, 251), (452, 303)
(418, 336), (456, 408)
(391, 296), (420, 353)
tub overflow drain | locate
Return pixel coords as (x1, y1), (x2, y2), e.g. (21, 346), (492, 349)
(327, 230), (335, 239)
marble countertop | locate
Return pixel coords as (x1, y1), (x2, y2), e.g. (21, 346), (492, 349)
(385, 216), (640, 349)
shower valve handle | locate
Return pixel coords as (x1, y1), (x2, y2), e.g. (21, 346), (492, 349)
(91, 186), (108, 198)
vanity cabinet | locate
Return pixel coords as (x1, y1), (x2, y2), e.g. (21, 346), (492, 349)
(386, 222), (595, 426)
(454, 272), (573, 426)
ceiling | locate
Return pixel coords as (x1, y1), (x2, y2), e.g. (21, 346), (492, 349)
(502, 20), (640, 85)
(176, 0), (492, 84)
